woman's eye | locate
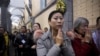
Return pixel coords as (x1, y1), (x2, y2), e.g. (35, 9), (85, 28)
(54, 18), (58, 20)
(60, 18), (63, 20)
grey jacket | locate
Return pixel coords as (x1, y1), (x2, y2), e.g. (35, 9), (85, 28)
(36, 30), (75, 56)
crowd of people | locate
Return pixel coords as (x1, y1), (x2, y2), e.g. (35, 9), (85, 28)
(0, 10), (100, 56)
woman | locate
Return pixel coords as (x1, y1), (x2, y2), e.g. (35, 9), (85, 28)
(32, 23), (43, 41)
(71, 17), (99, 56)
(30, 23), (42, 56)
(36, 10), (75, 56)
(33, 23), (41, 31)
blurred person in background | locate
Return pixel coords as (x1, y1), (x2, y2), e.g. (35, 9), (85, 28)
(3, 31), (10, 56)
(67, 17), (99, 56)
(29, 23), (43, 56)
(44, 27), (48, 33)
(0, 27), (6, 56)
(92, 16), (100, 53)
(0, 27), (10, 56)
(14, 26), (32, 56)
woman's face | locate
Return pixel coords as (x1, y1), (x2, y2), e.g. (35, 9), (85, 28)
(49, 13), (64, 30)
(33, 24), (40, 31)
(77, 23), (88, 35)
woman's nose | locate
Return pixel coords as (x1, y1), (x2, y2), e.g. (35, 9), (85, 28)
(57, 18), (61, 22)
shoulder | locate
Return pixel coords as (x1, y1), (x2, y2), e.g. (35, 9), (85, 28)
(15, 33), (21, 38)
(37, 30), (50, 42)
(17, 33), (21, 36)
(40, 31), (49, 40)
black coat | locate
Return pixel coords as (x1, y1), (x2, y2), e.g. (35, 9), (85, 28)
(14, 33), (31, 48)
(14, 32), (37, 56)
(0, 34), (5, 54)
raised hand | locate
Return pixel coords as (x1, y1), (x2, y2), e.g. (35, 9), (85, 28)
(31, 45), (36, 49)
(55, 28), (63, 47)
(33, 29), (43, 41)
(19, 45), (23, 48)
(83, 28), (92, 43)
(66, 30), (75, 39)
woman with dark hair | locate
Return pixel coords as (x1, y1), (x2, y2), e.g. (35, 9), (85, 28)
(32, 23), (43, 41)
(33, 23), (41, 31)
(36, 10), (75, 56)
(29, 23), (42, 56)
(71, 17), (99, 56)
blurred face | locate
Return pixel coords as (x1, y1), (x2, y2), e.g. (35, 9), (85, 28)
(0, 28), (5, 34)
(33, 24), (40, 31)
(27, 29), (30, 33)
(4, 31), (8, 35)
(49, 13), (64, 30)
(44, 28), (48, 32)
(77, 23), (88, 35)
(21, 27), (26, 33)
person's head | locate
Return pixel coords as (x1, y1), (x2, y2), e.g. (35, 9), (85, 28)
(13, 31), (18, 35)
(44, 27), (48, 32)
(20, 26), (27, 33)
(4, 31), (8, 35)
(74, 17), (89, 35)
(0, 27), (5, 34)
(27, 29), (31, 33)
(48, 10), (64, 31)
(96, 16), (100, 29)
(33, 23), (41, 31)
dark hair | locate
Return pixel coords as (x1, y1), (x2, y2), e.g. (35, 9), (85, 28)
(44, 27), (48, 29)
(13, 31), (18, 33)
(48, 10), (64, 21)
(34, 23), (41, 29)
(21, 26), (27, 29)
(96, 16), (100, 26)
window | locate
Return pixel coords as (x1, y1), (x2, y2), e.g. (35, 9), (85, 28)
(40, 0), (47, 10)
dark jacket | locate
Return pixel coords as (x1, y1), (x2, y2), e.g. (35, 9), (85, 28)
(0, 34), (6, 54)
(14, 33), (32, 49)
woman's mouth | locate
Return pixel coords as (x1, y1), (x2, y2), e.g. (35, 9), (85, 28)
(57, 25), (62, 28)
